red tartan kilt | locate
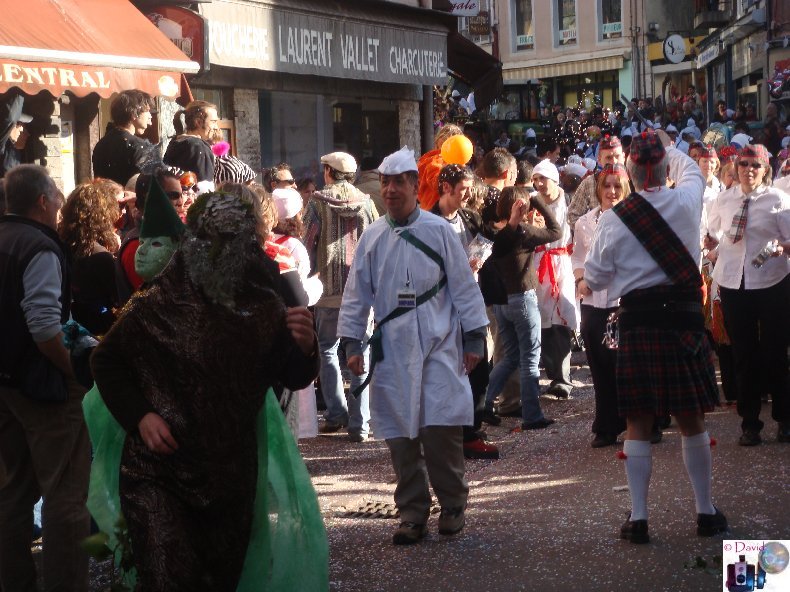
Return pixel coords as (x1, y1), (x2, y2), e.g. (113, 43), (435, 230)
(616, 327), (719, 417)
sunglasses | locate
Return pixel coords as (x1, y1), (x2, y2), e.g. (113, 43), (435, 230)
(166, 191), (184, 200)
(276, 178), (296, 185)
(737, 161), (763, 169)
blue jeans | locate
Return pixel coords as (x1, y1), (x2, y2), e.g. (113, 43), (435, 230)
(484, 291), (545, 424)
(315, 307), (370, 436)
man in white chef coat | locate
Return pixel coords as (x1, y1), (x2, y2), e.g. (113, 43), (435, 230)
(338, 146), (489, 545)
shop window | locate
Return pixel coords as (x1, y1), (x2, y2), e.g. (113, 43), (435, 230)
(512, 0), (534, 51)
(599, 0), (622, 40)
(555, 0), (577, 47)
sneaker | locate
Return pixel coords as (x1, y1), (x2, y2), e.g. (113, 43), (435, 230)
(521, 418), (556, 430)
(463, 438), (500, 459)
(738, 429), (762, 446)
(778, 423), (790, 443)
(348, 432), (368, 443)
(438, 506), (466, 535)
(620, 514), (649, 544)
(697, 507), (728, 537)
(392, 521), (427, 545)
(591, 433), (618, 448)
(319, 420), (345, 434)
(479, 409), (501, 426)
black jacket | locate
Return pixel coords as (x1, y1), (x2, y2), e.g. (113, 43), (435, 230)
(163, 136), (215, 182)
(92, 127), (159, 185)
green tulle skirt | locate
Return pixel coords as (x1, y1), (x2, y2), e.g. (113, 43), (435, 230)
(82, 385), (328, 591)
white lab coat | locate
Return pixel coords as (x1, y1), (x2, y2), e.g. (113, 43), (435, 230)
(338, 210), (488, 439)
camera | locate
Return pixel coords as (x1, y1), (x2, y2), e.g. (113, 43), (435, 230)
(726, 555), (767, 592)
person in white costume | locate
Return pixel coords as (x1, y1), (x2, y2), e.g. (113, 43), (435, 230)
(338, 147), (488, 546)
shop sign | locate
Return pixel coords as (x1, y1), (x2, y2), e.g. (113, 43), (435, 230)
(517, 35), (534, 47)
(147, 6), (208, 72)
(663, 34), (686, 64)
(603, 22), (622, 35)
(449, 0), (480, 17)
(469, 11), (490, 36)
(201, 1), (447, 85)
(696, 44), (720, 69)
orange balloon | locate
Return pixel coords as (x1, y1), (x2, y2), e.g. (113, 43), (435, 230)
(440, 135), (474, 165)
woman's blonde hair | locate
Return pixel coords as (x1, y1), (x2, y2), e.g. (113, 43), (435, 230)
(59, 179), (122, 258)
(434, 123), (463, 151)
(594, 166), (630, 205)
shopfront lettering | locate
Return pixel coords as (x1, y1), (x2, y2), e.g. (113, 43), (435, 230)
(0, 62), (111, 89)
(277, 26), (332, 68)
(209, 21), (270, 62)
(389, 46), (445, 78)
(341, 35), (379, 72)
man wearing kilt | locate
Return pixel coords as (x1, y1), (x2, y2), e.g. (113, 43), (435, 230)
(582, 129), (728, 544)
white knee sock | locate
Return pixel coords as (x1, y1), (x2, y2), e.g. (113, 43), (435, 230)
(623, 439), (652, 521)
(682, 432), (716, 515)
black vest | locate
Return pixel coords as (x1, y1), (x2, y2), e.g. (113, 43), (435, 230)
(0, 215), (69, 387)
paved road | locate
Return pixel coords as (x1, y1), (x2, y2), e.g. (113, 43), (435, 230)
(302, 352), (789, 592)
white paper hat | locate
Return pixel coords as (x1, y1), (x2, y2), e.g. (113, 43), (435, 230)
(378, 146), (418, 175)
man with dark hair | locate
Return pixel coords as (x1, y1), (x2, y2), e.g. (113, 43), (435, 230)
(303, 152), (377, 442)
(583, 130), (728, 544)
(264, 163), (296, 194)
(0, 90), (33, 178)
(536, 136), (560, 163)
(0, 165), (91, 591)
(431, 164), (498, 460)
(92, 89), (158, 185)
(480, 147), (516, 223)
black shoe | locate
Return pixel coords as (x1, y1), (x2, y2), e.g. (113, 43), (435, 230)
(738, 429), (762, 446)
(479, 409), (501, 426)
(545, 385), (571, 399)
(521, 418), (555, 430)
(649, 428), (663, 444)
(778, 423), (790, 443)
(591, 433), (618, 448)
(620, 515), (649, 544)
(697, 507), (728, 537)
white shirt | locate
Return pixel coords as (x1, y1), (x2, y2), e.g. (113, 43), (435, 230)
(585, 147), (705, 299)
(706, 184), (790, 290)
(572, 207), (618, 308)
(271, 232), (324, 306)
(774, 175), (790, 193)
(338, 209), (488, 439)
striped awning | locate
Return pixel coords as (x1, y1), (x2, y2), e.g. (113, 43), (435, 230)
(503, 55), (624, 82)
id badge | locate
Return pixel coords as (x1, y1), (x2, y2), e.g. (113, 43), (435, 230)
(397, 289), (417, 308)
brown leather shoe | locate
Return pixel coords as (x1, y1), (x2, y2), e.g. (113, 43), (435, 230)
(392, 522), (427, 545)
(438, 506), (466, 535)
(620, 515), (649, 544)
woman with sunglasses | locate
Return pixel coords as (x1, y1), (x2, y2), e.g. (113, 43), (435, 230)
(572, 165), (629, 447)
(706, 144), (790, 446)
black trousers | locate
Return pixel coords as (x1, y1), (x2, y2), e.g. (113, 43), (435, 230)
(463, 341), (490, 442)
(580, 304), (626, 436)
(540, 325), (574, 394)
(719, 274), (790, 432)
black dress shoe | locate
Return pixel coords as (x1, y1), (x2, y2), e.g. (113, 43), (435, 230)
(697, 507), (728, 537)
(479, 409), (501, 426)
(620, 515), (649, 544)
(738, 429), (762, 446)
(521, 418), (555, 430)
(591, 433), (618, 448)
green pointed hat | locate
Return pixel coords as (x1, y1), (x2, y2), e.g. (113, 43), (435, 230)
(140, 176), (187, 238)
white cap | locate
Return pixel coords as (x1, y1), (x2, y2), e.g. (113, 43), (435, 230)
(730, 133), (752, 148)
(321, 151), (357, 173)
(532, 159), (559, 184)
(681, 126), (701, 140)
(378, 146), (418, 175)
(665, 124), (678, 133)
(687, 118), (696, 127)
(563, 163), (588, 178)
(525, 128), (537, 139)
(272, 187), (303, 220)
(583, 157), (597, 172)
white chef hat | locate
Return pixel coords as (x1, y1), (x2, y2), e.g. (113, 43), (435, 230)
(730, 133), (753, 149)
(563, 163), (588, 178)
(378, 146), (418, 175)
(665, 124), (678, 133)
(272, 187), (303, 220)
(532, 159), (559, 184)
(687, 118), (696, 128)
(566, 154), (583, 165)
(583, 157), (597, 172)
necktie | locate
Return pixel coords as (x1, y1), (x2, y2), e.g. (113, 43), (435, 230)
(727, 197), (750, 243)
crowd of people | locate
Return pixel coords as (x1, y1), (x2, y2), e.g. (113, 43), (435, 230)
(0, 85), (788, 591)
